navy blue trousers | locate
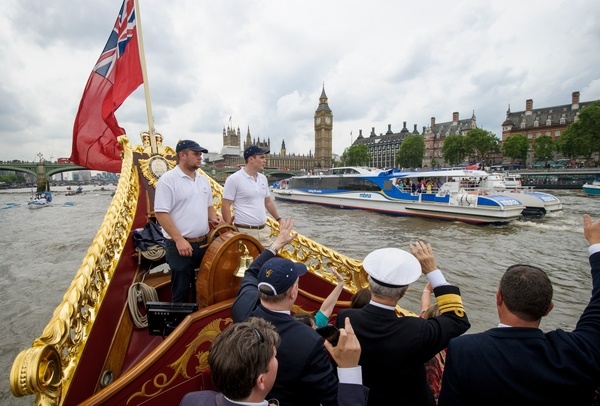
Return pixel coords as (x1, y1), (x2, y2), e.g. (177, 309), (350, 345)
(165, 239), (207, 303)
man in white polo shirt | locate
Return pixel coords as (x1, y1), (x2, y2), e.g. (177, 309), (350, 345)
(222, 145), (282, 247)
(155, 140), (222, 302)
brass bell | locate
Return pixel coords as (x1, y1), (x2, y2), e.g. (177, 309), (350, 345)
(235, 241), (253, 278)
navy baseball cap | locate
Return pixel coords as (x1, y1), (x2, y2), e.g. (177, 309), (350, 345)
(258, 257), (308, 296)
(244, 145), (270, 160)
(176, 140), (208, 153)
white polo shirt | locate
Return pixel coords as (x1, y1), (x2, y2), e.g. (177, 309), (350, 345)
(222, 168), (270, 226)
(154, 166), (212, 239)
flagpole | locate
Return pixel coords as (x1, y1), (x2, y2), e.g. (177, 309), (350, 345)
(133, 0), (158, 155)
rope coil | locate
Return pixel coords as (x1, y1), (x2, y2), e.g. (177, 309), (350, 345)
(137, 245), (165, 261)
(127, 282), (159, 328)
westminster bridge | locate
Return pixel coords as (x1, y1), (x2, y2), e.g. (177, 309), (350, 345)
(0, 158), (298, 191)
(0, 159), (87, 192)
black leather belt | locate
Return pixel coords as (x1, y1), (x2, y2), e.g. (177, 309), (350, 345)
(235, 224), (266, 230)
(183, 234), (208, 243)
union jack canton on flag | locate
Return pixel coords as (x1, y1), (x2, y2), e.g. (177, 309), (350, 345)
(71, 0), (143, 173)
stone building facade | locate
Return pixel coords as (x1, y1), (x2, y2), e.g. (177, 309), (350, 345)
(423, 111), (477, 168)
(352, 122), (420, 168)
(501, 91), (594, 165)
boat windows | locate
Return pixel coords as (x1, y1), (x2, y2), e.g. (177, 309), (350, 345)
(290, 177), (381, 191)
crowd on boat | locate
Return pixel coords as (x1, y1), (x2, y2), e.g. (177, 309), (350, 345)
(151, 141), (600, 405)
(176, 215), (600, 406)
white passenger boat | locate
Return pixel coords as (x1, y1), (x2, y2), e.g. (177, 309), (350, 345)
(478, 173), (562, 217)
(501, 173), (523, 189)
(272, 167), (525, 224)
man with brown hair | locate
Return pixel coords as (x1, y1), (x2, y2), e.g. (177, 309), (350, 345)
(179, 317), (368, 406)
(438, 214), (600, 405)
(180, 317), (280, 405)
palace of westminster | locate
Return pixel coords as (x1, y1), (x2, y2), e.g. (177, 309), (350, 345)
(207, 88), (595, 171)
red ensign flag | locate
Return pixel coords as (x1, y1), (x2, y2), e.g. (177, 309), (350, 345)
(70, 0), (143, 173)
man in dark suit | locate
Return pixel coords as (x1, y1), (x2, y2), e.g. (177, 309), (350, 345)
(180, 316), (368, 406)
(230, 218), (368, 406)
(438, 214), (600, 405)
(336, 243), (470, 405)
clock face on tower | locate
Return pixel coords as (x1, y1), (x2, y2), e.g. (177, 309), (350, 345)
(325, 117), (331, 124)
(315, 117), (321, 124)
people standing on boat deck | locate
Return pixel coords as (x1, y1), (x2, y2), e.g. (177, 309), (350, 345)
(154, 140), (222, 303)
(179, 317), (368, 406)
(231, 218), (340, 406)
(438, 214), (600, 406)
(222, 145), (282, 247)
(336, 243), (470, 406)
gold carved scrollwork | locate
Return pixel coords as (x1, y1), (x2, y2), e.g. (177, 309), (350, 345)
(267, 218), (367, 294)
(127, 318), (232, 404)
(9, 345), (62, 405)
(9, 136), (139, 405)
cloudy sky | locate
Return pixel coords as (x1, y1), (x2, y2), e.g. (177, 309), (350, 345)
(1, 0), (599, 163)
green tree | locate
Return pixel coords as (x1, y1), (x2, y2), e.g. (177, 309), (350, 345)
(340, 144), (371, 166)
(557, 100), (600, 162)
(556, 122), (591, 159)
(502, 134), (529, 163)
(396, 134), (424, 168)
(441, 135), (468, 166)
(465, 128), (500, 163)
(0, 174), (16, 183)
(532, 135), (555, 165)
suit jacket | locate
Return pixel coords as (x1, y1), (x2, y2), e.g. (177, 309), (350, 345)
(231, 249), (274, 323)
(438, 250), (600, 406)
(179, 391), (235, 406)
(180, 384), (369, 406)
(337, 284), (470, 406)
(231, 250), (339, 406)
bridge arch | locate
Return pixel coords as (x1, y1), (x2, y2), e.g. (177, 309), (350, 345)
(0, 162), (88, 191)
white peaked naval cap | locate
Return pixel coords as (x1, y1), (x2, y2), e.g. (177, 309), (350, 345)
(363, 248), (422, 287)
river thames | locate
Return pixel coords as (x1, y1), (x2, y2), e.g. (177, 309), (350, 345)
(0, 186), (598, 405)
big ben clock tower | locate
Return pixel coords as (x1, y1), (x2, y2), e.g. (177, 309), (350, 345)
(314, 85), (333, 170)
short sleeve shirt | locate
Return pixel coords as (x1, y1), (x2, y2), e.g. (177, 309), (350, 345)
(154, 166), (212, 239)
(222, 168), (270, 226)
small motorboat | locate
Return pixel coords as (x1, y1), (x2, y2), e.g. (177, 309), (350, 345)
(583, 178), (600, 196)
(27, 192), (52, 209)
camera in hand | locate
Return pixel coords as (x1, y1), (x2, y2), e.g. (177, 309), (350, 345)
(316, 324), (340, 346)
